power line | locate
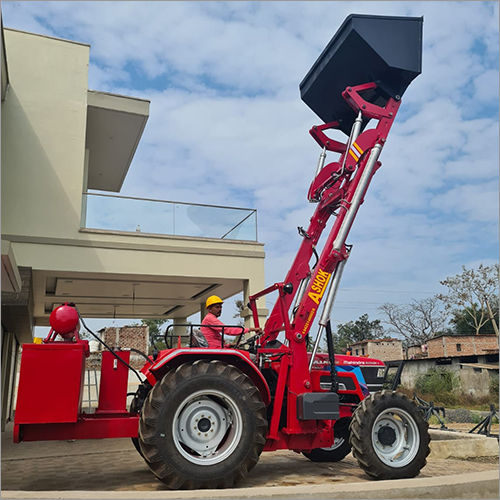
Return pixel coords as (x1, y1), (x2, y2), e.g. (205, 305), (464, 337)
(339, 289), (437, 294)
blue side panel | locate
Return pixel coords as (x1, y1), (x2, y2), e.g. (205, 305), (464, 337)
(335, 365), (370, 396)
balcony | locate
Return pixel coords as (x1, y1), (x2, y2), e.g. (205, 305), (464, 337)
(81, 192), (258, 241)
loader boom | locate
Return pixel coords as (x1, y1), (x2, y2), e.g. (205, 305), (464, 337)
(256, 83), (401, 344)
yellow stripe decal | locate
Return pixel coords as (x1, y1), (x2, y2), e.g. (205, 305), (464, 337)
(353, 141), (364, 155)
(349, 149), (359, 161)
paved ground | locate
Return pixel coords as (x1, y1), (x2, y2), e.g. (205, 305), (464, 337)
(1, 423), (498, 495)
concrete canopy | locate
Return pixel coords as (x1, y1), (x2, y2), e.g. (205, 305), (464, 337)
(86, 90), (149, 192)
(33, 270), (251, 326)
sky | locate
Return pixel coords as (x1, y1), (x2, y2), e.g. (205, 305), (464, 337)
(3, 1), (498, 337)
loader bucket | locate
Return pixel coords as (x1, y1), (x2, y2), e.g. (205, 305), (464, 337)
(300, 14), (423, 134)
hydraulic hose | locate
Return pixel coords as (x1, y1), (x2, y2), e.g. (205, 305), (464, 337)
(74, 305), (145, 383)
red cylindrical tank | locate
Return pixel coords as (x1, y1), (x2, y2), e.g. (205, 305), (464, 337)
(49, 303), (79, 339)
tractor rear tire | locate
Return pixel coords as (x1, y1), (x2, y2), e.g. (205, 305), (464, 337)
(302, 418), (351, 462)
(138, 360), (267, 489)
(350, 390), (430, 480)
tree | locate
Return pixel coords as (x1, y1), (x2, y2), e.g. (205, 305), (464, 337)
(233, 299), (245, 327)
(438, 264), (499, 336)
(448, 302), (499, 335)
(138, 318), (169, 352)
(334, 314), (385, 352)
(379, 297), (447, 346)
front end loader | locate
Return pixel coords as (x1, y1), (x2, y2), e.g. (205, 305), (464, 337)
(13, 14), (429, 489)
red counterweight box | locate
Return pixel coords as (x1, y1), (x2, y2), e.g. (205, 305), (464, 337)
(15, 342), (88, 424)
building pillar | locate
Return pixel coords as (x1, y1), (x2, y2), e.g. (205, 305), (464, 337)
(200, 302), (206, 323)
(1, 330), (19, 431)
(173, 317), (189, 347)
(240, 279), (268, 331)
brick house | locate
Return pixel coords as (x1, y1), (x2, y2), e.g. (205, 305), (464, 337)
(426, 334), (498, 359)
(407, 344), (429, 360)
(87, 325), (149, 369)
(349, 338), (403, 361)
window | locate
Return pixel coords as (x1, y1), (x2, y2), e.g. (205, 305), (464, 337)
(456, 344), (461, 352)
(436, 358), (452, 365)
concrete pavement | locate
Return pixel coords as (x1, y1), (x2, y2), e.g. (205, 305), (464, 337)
(1, 423), (498, 498)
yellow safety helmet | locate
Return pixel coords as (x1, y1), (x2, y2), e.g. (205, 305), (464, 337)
(206, 295), (223, 308)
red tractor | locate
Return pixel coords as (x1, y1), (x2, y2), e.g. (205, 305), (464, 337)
(13, 14), (430, 490)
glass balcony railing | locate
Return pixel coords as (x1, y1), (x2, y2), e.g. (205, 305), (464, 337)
(81, 192), (258, 241)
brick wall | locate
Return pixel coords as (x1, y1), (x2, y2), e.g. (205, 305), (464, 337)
(407, 344), (428, 360)
(350, 339), (403, 361)
(86, 325), (150, 370)
(367, 340), (403, 361)
(427, 335), (498, 358)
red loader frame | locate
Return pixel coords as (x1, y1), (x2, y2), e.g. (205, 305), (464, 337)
(245, 82), (401, 447)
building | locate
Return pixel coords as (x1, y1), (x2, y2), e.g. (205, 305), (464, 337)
(407, 343), (429, 360)
(399, 335), (499, 398)
(86, 325), (150, 370)
(349, 338), (404, 362)
(425, 334), (498, 358)
(1, 25), (267, 429)
(400, 352), (499, 399)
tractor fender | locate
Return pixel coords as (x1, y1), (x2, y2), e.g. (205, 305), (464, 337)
(146, 348), (271, 406)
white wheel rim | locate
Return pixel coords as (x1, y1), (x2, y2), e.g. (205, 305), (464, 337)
(371, 407), (420, 468)
(172, 389), (243, 466)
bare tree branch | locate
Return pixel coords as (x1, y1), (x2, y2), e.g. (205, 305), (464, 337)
(379, 297), (447, 345)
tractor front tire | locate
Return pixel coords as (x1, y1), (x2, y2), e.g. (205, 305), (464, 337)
(303, 418), (351, 462)
(138, 360), (267, 489)
(350, 390), (430, 480)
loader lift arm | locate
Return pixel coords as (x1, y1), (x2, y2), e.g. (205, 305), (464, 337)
(249, 83), (401, 350)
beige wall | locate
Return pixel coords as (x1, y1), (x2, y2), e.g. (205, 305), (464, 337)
(1, 29), (89, 240)
(367, 340), (403, 361)
(400, 358), (497, 399)
(351, 340), (403, 361)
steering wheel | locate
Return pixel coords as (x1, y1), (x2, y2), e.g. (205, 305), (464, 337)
(235, 331), (264, 349)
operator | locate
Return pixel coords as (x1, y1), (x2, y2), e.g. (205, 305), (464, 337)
(201, 295), (262, 348)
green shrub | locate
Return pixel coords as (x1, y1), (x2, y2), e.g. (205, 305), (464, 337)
(489, 374), (499, 395)
(415, 368), (458, 397)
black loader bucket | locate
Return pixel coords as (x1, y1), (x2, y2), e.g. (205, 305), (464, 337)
(300, 14), (423, 134)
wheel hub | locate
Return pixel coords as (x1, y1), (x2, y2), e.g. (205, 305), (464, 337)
(172, 390), (243, 466)
(177, 398), (229, 457)
(377, 425), (397, 446)
(371, 407), (420, 468)
(197, 417), (212, 432)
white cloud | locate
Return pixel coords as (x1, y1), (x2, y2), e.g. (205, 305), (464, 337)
(473, 69), (500, 103)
